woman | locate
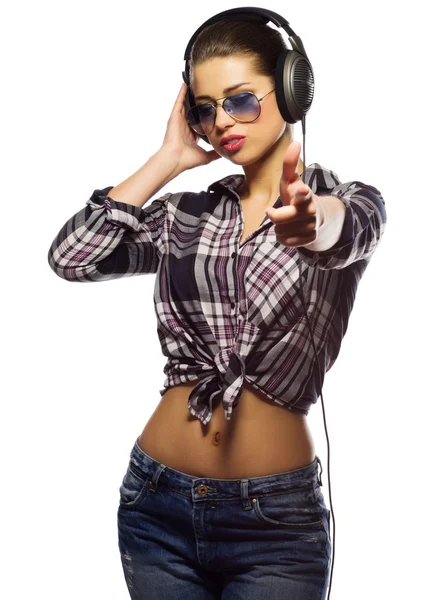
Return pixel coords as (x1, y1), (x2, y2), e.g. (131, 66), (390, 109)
(47, 18), (386, 600)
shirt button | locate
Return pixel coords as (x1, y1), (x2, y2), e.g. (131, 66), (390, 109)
(231, 252), (236, 258)
(230, 302), (235, 309)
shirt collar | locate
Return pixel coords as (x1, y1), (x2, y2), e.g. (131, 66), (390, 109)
(206, 163), (339, 205)
(207, 174), (245, 195)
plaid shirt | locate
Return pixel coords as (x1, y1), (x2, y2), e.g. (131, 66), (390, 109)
(48, 163), (387, 425)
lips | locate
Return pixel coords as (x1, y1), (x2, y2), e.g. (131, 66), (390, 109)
(220, 135), (246, 146)
(221, 137), (246, 152)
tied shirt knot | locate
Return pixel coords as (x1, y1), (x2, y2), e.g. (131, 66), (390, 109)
(187, 347), (246, 425)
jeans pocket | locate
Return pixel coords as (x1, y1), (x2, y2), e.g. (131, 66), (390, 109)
(119, 459), (150, 509)
(252, 484), (324, 529)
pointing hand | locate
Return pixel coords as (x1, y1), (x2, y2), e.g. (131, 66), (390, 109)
(265, 141), (325, 248)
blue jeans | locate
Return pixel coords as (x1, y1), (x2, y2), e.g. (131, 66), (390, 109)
(117, 436), (331, 599)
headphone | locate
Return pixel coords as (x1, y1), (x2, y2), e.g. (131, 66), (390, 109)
(182, 9), (333, 599)
(182, 7), (314, 144)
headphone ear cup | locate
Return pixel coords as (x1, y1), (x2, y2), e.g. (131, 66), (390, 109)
(274, 48), (315, 124)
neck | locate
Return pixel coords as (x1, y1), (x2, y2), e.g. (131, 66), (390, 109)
(237, 134), (305, 208)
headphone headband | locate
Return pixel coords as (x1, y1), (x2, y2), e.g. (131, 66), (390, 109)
(183, 7), (308, 66)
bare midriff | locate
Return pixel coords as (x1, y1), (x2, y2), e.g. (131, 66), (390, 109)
(138, 380), (316, 479)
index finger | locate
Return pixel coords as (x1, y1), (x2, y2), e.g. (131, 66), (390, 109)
(178, 82), (190, 114)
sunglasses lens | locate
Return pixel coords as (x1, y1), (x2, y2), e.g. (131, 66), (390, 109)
(187, 104), (214, 136)
(187, 92), (260, 135)
(225, 92), (260, 120)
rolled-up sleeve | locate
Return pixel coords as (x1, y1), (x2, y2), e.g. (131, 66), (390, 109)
(47, 186), (171, 282)
(297, 180), (387, 270)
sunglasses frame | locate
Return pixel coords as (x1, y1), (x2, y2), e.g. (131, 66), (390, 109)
(187, 88), (276, 134)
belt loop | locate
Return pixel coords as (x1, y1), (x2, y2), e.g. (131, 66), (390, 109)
(240, 479), (252, 510)
(149, 463), (166, 492)
(316, 455), (323, 487)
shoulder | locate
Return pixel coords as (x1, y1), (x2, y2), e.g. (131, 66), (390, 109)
(301, 163), (342, 193)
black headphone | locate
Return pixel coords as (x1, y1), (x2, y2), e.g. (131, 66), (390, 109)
(181, 6), (315, 145)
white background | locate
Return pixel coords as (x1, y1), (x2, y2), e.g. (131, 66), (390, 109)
(1, 0), (434, 598)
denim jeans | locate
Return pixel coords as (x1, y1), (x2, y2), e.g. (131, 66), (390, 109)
(117, 436), (331, 599)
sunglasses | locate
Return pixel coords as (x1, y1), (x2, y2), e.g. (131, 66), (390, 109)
(187, 89), (276, 136)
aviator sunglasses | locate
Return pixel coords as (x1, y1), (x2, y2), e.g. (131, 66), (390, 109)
(187, 89), (276, 136)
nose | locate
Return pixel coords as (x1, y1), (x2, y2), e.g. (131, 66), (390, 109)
(214, 103), (235, 129)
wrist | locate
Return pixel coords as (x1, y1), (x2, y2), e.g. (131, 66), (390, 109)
(313, 194), (326, 229)
(156, 147), (183, 177)
(302, 194), (346, 251)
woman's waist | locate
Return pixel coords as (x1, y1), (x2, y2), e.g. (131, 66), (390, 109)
(160, 380), (309, 423)
(139, 381), (316, 477)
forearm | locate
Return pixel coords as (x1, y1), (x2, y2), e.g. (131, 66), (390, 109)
(107, 148), (182, 209)
(302, 195), (346, 252)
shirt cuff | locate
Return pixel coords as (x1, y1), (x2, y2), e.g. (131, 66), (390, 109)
(86, 186), (148, 232)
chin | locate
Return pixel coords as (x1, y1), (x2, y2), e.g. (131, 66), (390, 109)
(240, 145), (273, 166)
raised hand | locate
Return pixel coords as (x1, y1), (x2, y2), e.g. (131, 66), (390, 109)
(161, 82), (222, 172)
(265, 141), (325, 248)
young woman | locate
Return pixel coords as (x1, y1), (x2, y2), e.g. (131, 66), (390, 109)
(47, 18), (386, 600)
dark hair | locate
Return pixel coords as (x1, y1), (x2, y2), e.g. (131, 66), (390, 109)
(189, 19), (292, 135)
